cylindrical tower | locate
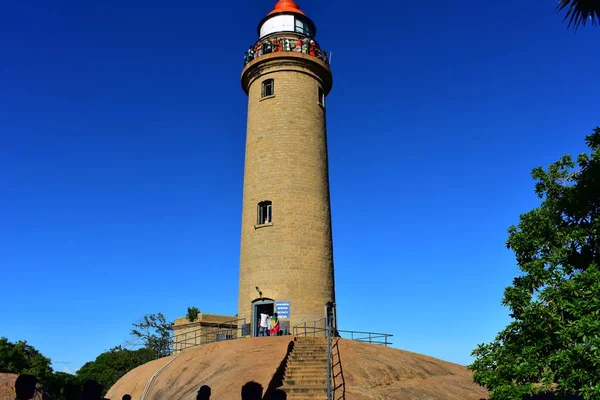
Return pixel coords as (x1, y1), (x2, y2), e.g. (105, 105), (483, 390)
(238, 0), (335, 336)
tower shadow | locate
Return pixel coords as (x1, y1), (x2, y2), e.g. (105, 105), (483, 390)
(262, 340), (295, 400)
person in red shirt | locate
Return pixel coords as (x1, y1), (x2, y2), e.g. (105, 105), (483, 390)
(269, 313), (280, 336)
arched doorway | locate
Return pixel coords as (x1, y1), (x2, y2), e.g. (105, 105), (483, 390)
(251, 298), (274, 337)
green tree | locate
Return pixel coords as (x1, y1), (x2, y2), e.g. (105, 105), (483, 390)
(48, 372), (81, 400)
(558, 0), (600, 30)
(76, 346), (155, 396)
(0, 337), (54, 384)
(186, 306), (200, 322)
(469, 127), (600, 399)
(130, 312), (173, 358)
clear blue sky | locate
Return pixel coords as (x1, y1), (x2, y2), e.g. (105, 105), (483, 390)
(1, 0), (598, 374)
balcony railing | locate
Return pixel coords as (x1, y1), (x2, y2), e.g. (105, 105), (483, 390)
(244, 36), (330, 66)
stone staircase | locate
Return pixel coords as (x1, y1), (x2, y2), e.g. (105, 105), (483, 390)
(280, 336), (330, 400)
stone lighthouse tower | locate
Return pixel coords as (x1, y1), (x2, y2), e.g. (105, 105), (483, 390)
(238, 0), (335, 336)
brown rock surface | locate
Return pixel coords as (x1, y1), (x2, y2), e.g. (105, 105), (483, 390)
(334, 339), (488, 399)
(107, 337), (488, 400)
(106, 336), (291, 400)
(0, 373), (50, 400)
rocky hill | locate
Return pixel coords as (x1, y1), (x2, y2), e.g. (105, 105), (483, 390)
(107, 336), (487, 400)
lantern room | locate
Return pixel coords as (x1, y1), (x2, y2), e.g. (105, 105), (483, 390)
(257, 0), (317, 38)
(243, 0), (330, 68)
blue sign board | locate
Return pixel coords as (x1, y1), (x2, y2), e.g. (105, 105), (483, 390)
(275, 301), (290, 318)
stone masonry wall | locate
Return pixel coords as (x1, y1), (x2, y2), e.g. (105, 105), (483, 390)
(172, 314), (239, 352)
(238, 54), (335, 335)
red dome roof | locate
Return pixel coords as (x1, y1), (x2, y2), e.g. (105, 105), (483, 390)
(268, 0), (307, 16)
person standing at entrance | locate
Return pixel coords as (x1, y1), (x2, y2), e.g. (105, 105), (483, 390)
(269, 313), (280, 336)
(259, 311), (270, 336)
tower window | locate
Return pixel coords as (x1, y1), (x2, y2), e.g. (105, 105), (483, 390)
(262, 79), (274, 98)
(257, 201), (272, 225)
(318, 87), (325, 107)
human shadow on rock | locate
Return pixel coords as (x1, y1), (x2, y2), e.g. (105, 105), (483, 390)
(242, 381), (263, 400)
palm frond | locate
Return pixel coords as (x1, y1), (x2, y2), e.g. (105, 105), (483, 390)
(557, 0), (600, 30)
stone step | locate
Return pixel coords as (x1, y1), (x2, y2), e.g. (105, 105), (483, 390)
(284, 377), (328, 386)
(286, 366), (328, 373)
(285, 373), (328, 380)
(293, 343), (328, 348)
(287, 360), (328, 365)
(284, 374), (328, 381)
(285, 368), (327, 374)
(284, 394), (327, 400)
(281, 384), (328, 394)
(286, 360), (328, 366)
(290, 354), (327, 359)
(295, 336), (327, 339)
(294, 341), (328, 345)
(286, 363), (328, 370)
(294, 341), (328, 344)
(294, 341), (327, 347)
(288, 355), (328, 362)
(284, 369), (328, 375)
(283, 374), (327, 386)
(295, 338), (328, 343)
(287, 359), (328, 364)
(288, 355), (327, 361)
(288, 359), (328, 365)
(283, 394), (328, 399)
(285, 368), (329, 376)
(292, 350), (328, 355)
(291, 347), (328, 352)
(292, 347), (327, 354)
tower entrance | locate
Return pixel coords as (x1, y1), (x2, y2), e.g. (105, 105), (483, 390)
(252, 299), (274, 337)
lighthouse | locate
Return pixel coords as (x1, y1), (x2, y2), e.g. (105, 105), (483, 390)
(238, 0), (335, 337)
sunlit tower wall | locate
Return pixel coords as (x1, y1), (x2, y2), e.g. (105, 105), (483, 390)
(238, 0), (335, 336)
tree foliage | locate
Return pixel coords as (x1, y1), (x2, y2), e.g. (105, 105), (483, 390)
(1, 332), (161, 398)
(186, 306), (200, 322)
(0, 337), (53, 384)
(469, 128), (600, 399)
(0, 337), (78, 399)
(49, 372), (82, 400)
(130, 312), (173, 358)
(76, 346), (155, 396)
(557, 0), (600, 30)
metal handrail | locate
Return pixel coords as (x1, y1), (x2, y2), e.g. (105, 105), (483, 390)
(292, 318), (328, 337)
(326, 316), (332, 400)
(140, 354), (179, 400)
(337, 330), (393, 346)
(292, 322), (394, 347)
